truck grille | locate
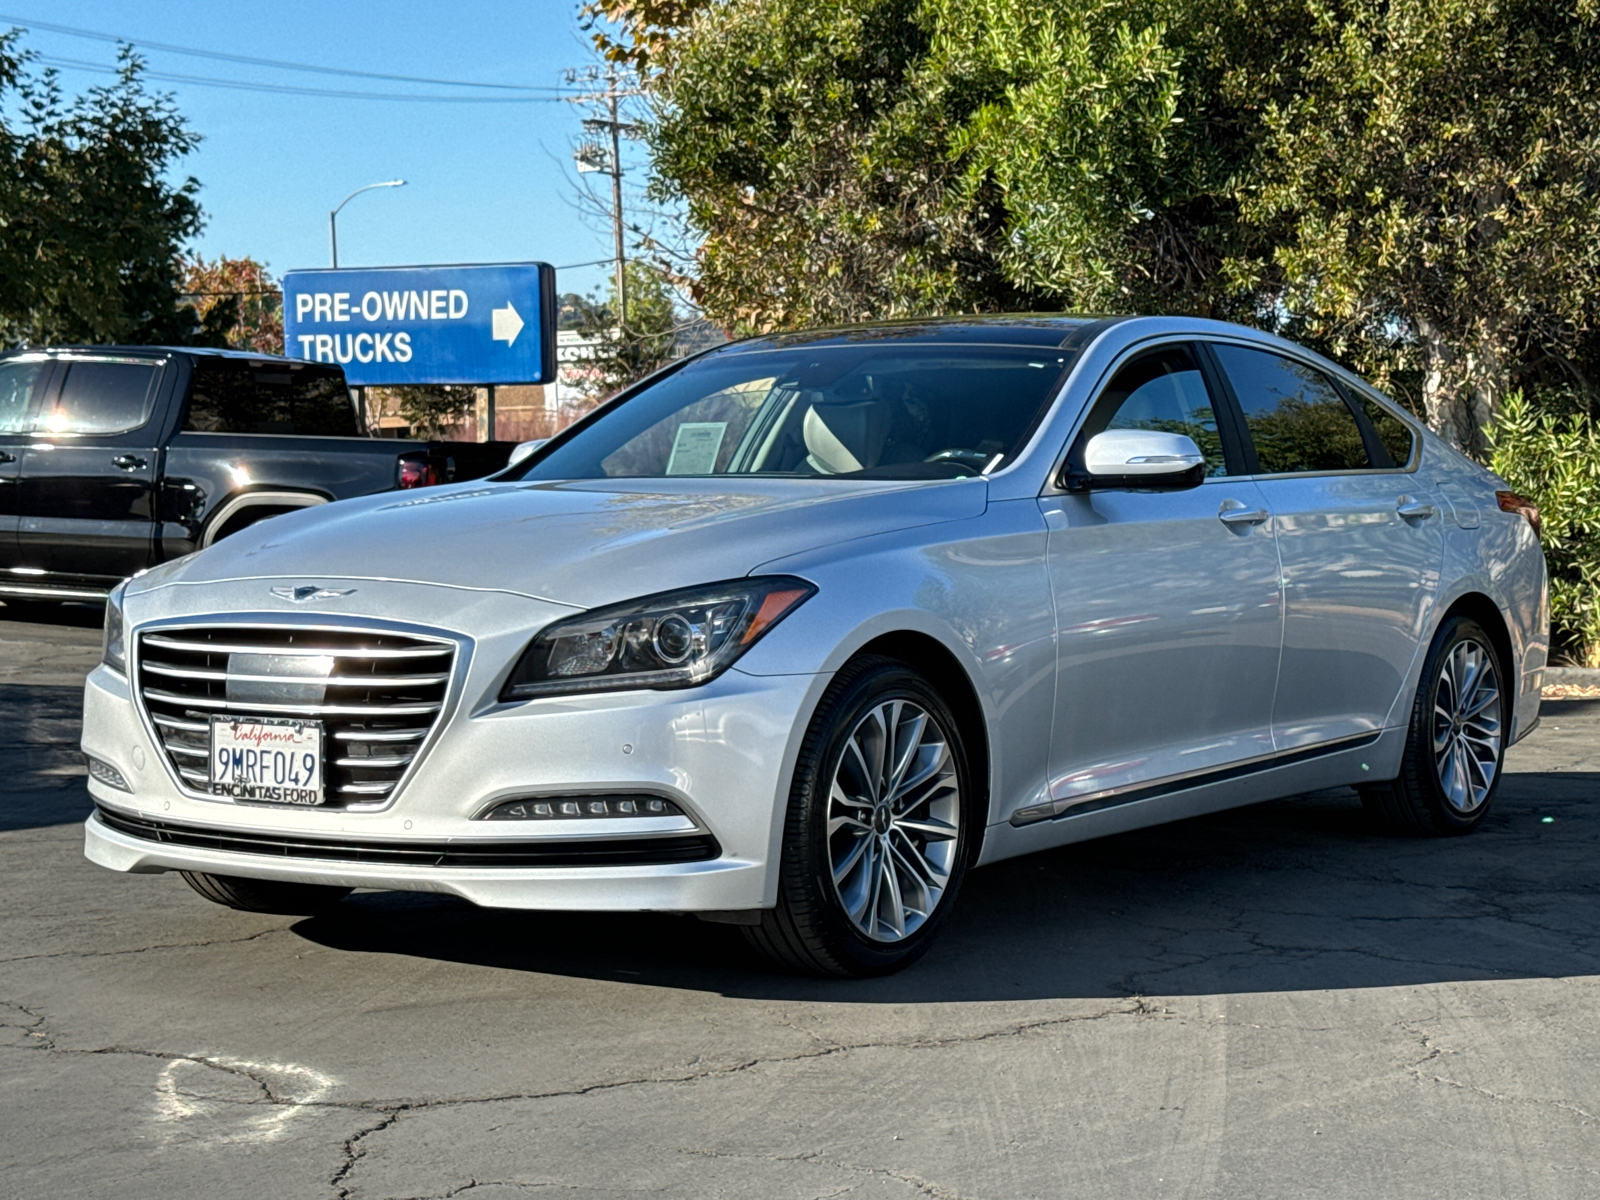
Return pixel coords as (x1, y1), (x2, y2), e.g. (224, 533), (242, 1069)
(136, 624), (456, 809)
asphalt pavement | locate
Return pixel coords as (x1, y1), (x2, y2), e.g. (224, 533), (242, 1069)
(2, 599), (1597, 1200)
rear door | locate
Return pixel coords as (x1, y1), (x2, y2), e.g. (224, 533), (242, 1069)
(0, 356), (52, 579)
(1203, 341), (1441, 749)
(1035, 341), (1285, 817)
(17, 355), (167, 585)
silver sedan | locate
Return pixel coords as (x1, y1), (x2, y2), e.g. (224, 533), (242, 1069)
(81, 316), (1548, 976)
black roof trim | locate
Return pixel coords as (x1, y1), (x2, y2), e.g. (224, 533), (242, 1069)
(0, 344), (319, 365)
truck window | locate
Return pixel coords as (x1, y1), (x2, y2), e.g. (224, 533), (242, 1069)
(0, 359), (47, 433)
(186, 359), (358, 436)
(37, 360), (161, 435)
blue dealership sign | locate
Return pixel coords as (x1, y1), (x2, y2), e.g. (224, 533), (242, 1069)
(281, 262), (556, 386)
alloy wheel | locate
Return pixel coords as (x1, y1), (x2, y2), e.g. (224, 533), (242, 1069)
(826, 699), (961, 942)
(1432, 638), (1502, 813)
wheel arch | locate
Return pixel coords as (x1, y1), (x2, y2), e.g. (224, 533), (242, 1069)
(200, 490), (330, 547)
(1438, 592), (1515, 689)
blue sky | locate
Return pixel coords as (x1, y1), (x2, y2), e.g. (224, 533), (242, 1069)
(9, 0), (643, 300)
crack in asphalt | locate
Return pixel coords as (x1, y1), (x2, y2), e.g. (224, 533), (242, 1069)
(0, 926), (288, 965)
(7, 995), (1157, 1199)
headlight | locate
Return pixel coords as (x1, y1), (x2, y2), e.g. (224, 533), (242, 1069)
(102, 581), (128, 674)
(500, 576), (816, 700)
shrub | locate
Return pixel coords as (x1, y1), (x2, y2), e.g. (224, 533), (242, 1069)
(1487, 390), (1600, 667)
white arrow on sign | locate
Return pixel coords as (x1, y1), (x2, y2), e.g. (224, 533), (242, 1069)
(491, 302), (524, 346)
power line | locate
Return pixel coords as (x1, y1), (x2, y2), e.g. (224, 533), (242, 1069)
(1, 12), (566, 92)
(36, 54), (569, 103)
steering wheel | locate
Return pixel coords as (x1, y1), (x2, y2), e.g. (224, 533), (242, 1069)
(923, 448), (992, 471)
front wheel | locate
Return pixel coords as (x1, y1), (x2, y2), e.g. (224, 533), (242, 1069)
(1360, 615), (1507, 836)
(745, 656), (973, 977)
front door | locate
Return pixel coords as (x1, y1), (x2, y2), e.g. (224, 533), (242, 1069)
(1204, 341), (1443, 748)
(18, 356), (166, 586)
(1037, 342), (1284, 817)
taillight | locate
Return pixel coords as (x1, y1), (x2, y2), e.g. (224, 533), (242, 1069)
(1496, 490), (1541, 539)
(397, 456), (440, 489)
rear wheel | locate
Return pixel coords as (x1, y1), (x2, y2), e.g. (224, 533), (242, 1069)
(180, 871), (351, 915)
(744, 656), (972, 977)
(1360, 615), (1507, 836)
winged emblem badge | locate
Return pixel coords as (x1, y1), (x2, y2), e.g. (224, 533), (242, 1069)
(270, 585), (357, 603)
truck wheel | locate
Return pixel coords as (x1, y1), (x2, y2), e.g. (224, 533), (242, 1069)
(744, 656), (972, 977)
(1359, 615), (1507, 836)
(180, 871), (351, 915)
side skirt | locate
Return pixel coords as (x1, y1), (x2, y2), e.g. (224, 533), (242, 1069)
(976, 728), (1404, 868)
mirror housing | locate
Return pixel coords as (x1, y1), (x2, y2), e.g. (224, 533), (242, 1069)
(1064, 430), (1207, 492)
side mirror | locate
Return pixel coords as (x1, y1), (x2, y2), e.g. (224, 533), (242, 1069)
(1066, 430), (1207, 492)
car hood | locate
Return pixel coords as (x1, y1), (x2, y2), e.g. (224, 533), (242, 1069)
(133, 477), (989, 610)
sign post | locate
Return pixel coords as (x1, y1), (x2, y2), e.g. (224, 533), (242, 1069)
(281, 262), (557, 389)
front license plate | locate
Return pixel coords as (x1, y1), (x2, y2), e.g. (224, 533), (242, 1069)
(209, 717), (325, 805)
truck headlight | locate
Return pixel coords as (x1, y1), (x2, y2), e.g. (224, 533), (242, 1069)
(500, 576), (815, 700)
(102, 581), (128, 675)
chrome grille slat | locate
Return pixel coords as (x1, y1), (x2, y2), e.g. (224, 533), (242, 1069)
(141, 688), (441, 716)
(142, 634), (450, 659)
(142, 662), (450, 687)
(151, 714), (208, 733)
(137, 623), (455, 811)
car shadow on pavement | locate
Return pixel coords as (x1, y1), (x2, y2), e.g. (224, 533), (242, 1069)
(0, 684), (94, 833)
(293, 712), (1600, 1002)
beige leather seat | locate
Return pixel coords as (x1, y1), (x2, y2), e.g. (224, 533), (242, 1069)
(802, 401), (891, 474)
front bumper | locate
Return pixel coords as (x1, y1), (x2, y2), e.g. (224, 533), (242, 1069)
(81, 650), (828, 912)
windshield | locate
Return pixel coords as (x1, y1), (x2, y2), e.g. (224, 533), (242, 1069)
(517, 343), (1078, 482)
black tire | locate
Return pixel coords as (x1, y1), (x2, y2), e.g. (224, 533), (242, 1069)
(744, 655), (974, 977)
(180, 871), (352, 915)
(1360, 614), (1508, 836)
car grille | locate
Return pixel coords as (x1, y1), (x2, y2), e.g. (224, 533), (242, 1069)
(135, 623), (456, 809)
(94, 806), (721, 868)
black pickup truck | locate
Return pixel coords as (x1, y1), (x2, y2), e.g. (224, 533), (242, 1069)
(0, 345), (511, 604)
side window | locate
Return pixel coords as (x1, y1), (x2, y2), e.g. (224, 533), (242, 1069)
(1351, 391), (1415, 468)
(36, 360), (160, 436)
(0, 359), (46, 433)
(1210, 344), (1370, 474)
(185, 359), (357, 436)
(1085, 344), (1228, 476)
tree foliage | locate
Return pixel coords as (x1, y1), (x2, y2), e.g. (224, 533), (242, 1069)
(180, 255), (284, 355)
(592, 0), (1600, 450)
(575, 260), (685, 395)
(1488, 390), (1600, 665)
(0, 35), (210, 346)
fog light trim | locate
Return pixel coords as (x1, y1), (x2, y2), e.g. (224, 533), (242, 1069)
(480, 794), (685, 821)
(86, 755), (132, 792)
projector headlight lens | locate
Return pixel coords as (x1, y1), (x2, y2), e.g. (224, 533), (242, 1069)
(500, 576), (815, 700)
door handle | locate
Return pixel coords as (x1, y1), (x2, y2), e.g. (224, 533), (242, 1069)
(111, 454), (147, 471)
(1396, 496), (1436, 521)
(1218, 503), (1271, 527)
(0, 451), (14, 464)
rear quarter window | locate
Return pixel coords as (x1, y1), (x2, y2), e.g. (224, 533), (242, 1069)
(186, 359), (357, 436)
(1350, 391), (1416, 467)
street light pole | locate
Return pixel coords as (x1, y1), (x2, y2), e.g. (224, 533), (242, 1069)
(329, 179), (406, 268)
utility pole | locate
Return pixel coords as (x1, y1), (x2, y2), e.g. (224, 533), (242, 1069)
(566, 66), (641, 329)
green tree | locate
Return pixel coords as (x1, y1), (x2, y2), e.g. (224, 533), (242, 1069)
(595, 0), (1600, 450)
(1489, 390), (1600, 666)
(577, 260), (685, 395)
(0, 35), (211, 346)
